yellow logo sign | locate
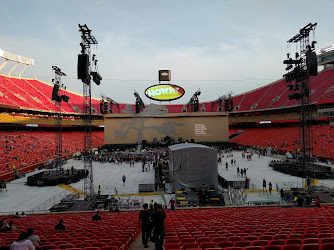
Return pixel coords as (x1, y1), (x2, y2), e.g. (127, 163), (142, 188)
(145, 84), (185, 101)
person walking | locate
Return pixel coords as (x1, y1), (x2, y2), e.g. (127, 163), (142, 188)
(139, 203), (151, 248)
(151, 204), (166, 250)
(122, 174), (126, 186)
(237, 167), (240, 176)
(225, 162), (228, 170)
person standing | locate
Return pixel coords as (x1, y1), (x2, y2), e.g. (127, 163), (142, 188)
(297, 194), (303, 207)
(1, 179), (7, 192)
(151, 204), (166, 250)
(316, 195), (321, 208)
(280, 189), (285, 202)
(122, 174), (126, 186)
(225, 162), (228, 170)
(268, 182), (272, 194)
(139, 203), (151, 248)
(98, 185), (101, 196)
(263, 179), (267, 192)
(168, 198), (176, 210)
(237, 167), (240, 176)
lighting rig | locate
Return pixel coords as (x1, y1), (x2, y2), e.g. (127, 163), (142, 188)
(187, 89), (201, 112)
(212, 92), (233, 112)
(134, 90), (145, 113)
(51, 66), (69, 169)
(283, 23), (318, 181)
(78, 24), (101, 199)
(100, 94), (120, 114)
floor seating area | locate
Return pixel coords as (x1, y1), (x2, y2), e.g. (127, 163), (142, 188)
(0, 211), (139, 250)
(2, 206), (334, 249)
(163, 206), (334, 250)
(0, 131), (104, 175)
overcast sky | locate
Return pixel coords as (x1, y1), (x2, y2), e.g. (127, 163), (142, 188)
(0, 0), (333, 104)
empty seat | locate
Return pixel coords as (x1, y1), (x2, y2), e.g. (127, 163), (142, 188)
(301, 243), (320, 250)
(165, 242), (182, 249)
(182, 242), (199, 249)
(252, 240), (267, 246)
(322, 243), (334, 250)
(216, 241), (233, 248)
(199, 242), (216, 249)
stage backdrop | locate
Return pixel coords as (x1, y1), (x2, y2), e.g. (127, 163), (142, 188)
(104, 112), (229, 145)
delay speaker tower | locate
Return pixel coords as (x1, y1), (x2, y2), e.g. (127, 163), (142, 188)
(77, 54), (90, 80)
(52, 84), (59, 101)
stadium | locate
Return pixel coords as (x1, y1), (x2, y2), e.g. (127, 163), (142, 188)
(1, 3), (334, 250)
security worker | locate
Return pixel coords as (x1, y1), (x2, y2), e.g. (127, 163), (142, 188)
(98, 185), (101, 195)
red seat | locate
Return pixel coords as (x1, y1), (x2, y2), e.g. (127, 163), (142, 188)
(282, 245), (302, 250)
(164, 243), (182, 249)
(289, 234), (302, 239)
(244, 247), (262, 250)
(303, 234), (318, 239)
(262, 246), (281, 250)
(181, 238), (196, 244)
(101, 247), (118, 250)
(108, 241), (123, 249)
(269, 240), (285, 246)
(321, 238), (334, 244)
(252, 240), (267, 246)
(76, 243), (92, 248)
(228, 236), (242, 242)
(322, 243), (334, 250)
(244, 236), (258, 241)
(301, 244), (320, 250)
(83, 248), (101, 250)
(199, 242), (216, 249)
(92, 243), (107, 248)
(258, 235), (272, 241)
(216, 241), (233, 248)
(182, 242), (199, 249)
(234, 241), (251, 247)
(211, 237), (227, 243)
(273, 234), (288, 240)
(196, 237), (211, 244)
(303, 238), (319, 244)
(43, 245), (59, 249)
(223, 247), (242, 250)
(286, 239), (302, 245)
(59, 244), (74, 249)
(165, 238), (180, 244)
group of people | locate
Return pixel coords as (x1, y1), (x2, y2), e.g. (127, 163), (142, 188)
(139, 202), (166, 250)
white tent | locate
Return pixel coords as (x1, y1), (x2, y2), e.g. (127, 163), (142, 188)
(168, 143), (218, 191)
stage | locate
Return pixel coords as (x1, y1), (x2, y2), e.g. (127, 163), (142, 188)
(27, 168), (86, 186)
